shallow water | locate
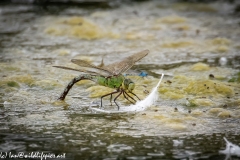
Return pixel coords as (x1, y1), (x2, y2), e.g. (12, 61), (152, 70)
(0, 1), (240, 159)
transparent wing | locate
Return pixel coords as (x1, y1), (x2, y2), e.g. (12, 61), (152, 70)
(71, 59), (113, 76)
(54, 49), (149, 76)
(103, 49), (149, 75)
(53, 66), (103, 76)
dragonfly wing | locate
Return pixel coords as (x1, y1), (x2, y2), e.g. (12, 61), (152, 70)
(53, 66), (102, 76)
(71, 59), (113, 76)
(104, 49), (149, 75)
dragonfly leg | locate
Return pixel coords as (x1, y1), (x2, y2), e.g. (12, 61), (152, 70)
(100, 90), (120, 108)
(123, 91), (136, 104)
(110, 94), (112, 106)
(128, 92), (141, 101)
(113, 90), (123, 110)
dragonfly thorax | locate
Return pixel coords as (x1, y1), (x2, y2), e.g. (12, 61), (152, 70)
(122, 78), (135, 92)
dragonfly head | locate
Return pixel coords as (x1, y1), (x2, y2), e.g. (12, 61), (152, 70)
(123, 78), (135, 92)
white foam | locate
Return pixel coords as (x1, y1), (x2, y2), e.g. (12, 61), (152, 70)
(91, 74), (164, 113)
(219, 137), (240, 158)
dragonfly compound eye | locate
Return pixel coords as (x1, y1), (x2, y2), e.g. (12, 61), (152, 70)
(123, 79), (135, 92)
(128, 82), (135, 92)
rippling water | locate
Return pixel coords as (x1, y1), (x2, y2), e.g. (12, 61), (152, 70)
(0, 0), (240, 159)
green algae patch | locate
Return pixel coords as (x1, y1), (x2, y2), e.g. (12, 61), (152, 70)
(7, 81), (20, 88)
(0, 75), (34, 89)
(45, 16), (118, 40)
(191, 63), (210, 71)
(185, 80), (233, 96)
(11, 75), (35, 86)
(0, 80), (20, 89)
(228, 72), (240, 83)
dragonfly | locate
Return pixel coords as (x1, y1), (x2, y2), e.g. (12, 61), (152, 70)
(53, 49), (149, 110)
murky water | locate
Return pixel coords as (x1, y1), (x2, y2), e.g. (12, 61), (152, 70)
(1, 1), (240, 159)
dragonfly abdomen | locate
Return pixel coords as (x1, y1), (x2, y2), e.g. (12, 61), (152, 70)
(58, 74), (96, 100)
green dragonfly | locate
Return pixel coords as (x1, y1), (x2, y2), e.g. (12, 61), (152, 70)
(54, 49), (149, 110)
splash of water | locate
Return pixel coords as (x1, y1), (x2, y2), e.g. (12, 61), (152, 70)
(91, 74), (164, 113)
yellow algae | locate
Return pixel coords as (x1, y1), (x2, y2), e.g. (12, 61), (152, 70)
(165, 123), (187, 130)
(58, 49), (70, 56)
(162, 91), (184, 99)
(15, 75), (34, 86)
(72, 56), (93, 63)
(162, 118), (184, 124)
(61, 17), (85, 25)
(208, 108), (224, 114)
(0, 63), (20, 72)
(191, 63), (210, 71)
(106, 32), (120, 39)
(3, 75), (35, 86)
(173, 75), (190, 84)
(158, 87), (168, 94)
(34, 80), (61, 90)
(161, 40), (194, 48)
(159, 79), (185, 99)
(45, 27), (65, 36)
(185, 80), (233, 96)
(183, 115), (198, 121)
(217, 111), (231, 118)
(124, 32), (140, 40)
(154, 115), (167, 120)
(52, 100), (69, 107)
(75, 80), (94, 86)
(210, 37), (231, 45)
(173, 3), (216, 12)
(70, 25), (103, 40)
(124, 32), (154, 40)
(205, 37), (231, 53)
(45, 16), (106, 40)
(151, 24), (162, 30)
(157, 15), (187, 24)
(187, 98), (214, 107)
(87, 86), (114, 98)
(215, 45), (229, 53)
(191, 110), (203, 116)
